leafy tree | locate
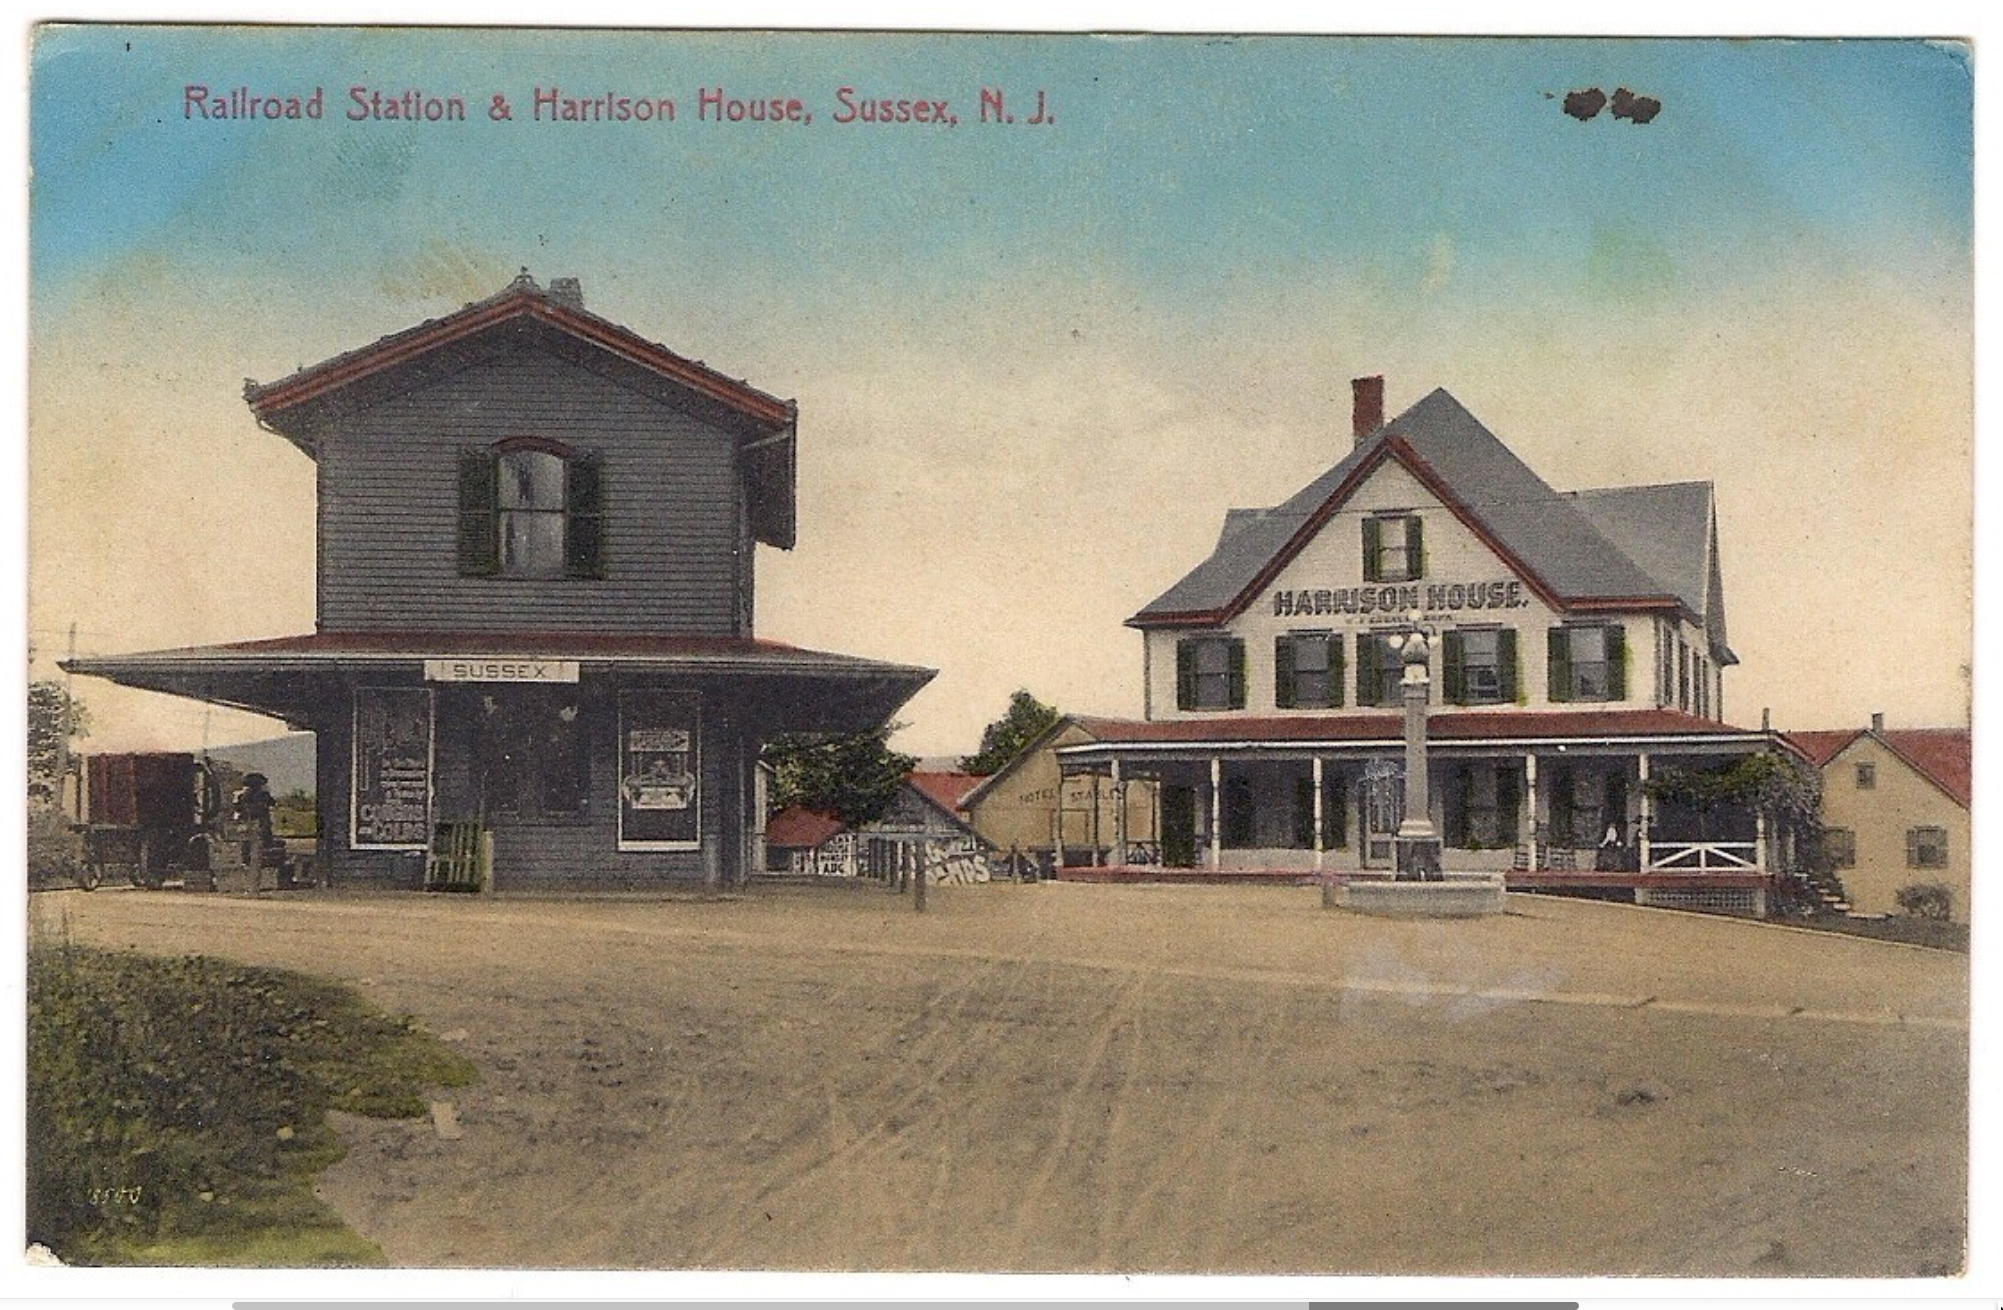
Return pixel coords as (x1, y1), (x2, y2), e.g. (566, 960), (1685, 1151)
(763, 726), (917, 828)
(959, 690), (1061, 776)
(27, 680), (89, 807)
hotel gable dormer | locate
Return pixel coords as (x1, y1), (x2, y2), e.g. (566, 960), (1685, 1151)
(1056, 378), (1783, 913)
(70, 273), (933, 890)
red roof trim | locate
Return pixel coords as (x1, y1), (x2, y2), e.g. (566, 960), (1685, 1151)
(1058, 707), (1761, 746)
(247, 291), (794, 428)
(1129, 435), (1681, 630)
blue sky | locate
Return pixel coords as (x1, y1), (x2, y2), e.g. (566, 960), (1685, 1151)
(27, 28), (1974, 752)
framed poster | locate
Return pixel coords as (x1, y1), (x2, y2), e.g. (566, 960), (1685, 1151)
(617, 692), (700, 850)
(350, 686), (434, 850)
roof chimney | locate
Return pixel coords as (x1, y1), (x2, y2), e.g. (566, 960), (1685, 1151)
(548, 277), (584, 310)
(1352, 375), (1385, 447)
(1870, 711), (1885, 734)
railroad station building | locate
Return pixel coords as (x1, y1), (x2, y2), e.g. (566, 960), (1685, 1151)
(69, 273), (933, 889)
(1054, 377), (1800, 913)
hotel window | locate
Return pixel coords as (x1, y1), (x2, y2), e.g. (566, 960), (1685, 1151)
(1275, 633), (1344, 709)
(1657, 620), (1674, 706)
(1443, 628), (1518, 705)
(1175, 636), (1245, 711)
(1907, 826), (1949, 869)
(1362, 514), (1425, 582)
(1822, 828), (1857, 869)
(1547, 624), (1626, 703)
(1221, 774), (1257, 848)
(1549, 766), (1625, 849)
(459, 440), (605, 579)
(1445, 763), (1521, 849)
(1357, 629), (1422, 709)
(1292, 774), (1349, 849)
(1855, 761), (1876, 790)
(1676, 639), (1690, 711)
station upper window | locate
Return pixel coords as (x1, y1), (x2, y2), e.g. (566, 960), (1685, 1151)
(1548, 624), (1626, 703)
(1362, 514), (1424, 583)
(459, 440), (605, 579)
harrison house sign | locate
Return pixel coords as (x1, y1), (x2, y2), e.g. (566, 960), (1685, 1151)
(1270, 579), (1533, 620)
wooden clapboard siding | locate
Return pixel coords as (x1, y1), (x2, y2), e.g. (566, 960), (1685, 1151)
(316, 342), (747, 636)
(314, 684), (748, 888)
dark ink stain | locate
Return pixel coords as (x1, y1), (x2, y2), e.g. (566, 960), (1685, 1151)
(1562, 88), (1607, 121)
(1610, 88), (1663, 124)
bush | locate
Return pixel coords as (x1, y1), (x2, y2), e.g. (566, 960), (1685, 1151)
(1895, 882), (1955, 921)
(27, 944), (475, 1262)
(27, 805), (86, 887)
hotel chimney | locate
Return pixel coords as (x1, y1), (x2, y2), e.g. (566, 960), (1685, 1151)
(1871, 711), (1885, 734)
(1353, 374), (1385, 447)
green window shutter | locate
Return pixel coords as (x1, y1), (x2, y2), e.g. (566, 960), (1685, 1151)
(1606, 624), (1627, 700)
(1227, 639), (1247, 710)
(1550, 765), (1574, 847)
(1444, 765), (1469, 848)
(457, 448), (499, 576)
(1498, 629), (1520, 703)
(564, 451), (606, 578)
(1293, 775), (1315, 848)
(1361, 517), (1382, 582)
(1408, 516), (1426, 578)
(1357, 634), (1381, 707)
(1548, 628), (1572, 703)
(1443, 630), (1467, 705)
(1497, 766), (1521, 846)
(1274, 636), (1297, 709)
(1329, 635), (1346, 708)
(1176, 641), (1196, 711)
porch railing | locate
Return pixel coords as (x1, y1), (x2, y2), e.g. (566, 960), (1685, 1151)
(1645, 841), (1761, 874)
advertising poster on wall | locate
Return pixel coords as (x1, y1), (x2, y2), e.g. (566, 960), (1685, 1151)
(350, 686), (434, 849)
(618, 692), (700, 849)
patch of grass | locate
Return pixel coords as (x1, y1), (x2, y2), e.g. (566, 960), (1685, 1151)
(28, 942), (476, 1265)
(1791, 913), (1969, 953)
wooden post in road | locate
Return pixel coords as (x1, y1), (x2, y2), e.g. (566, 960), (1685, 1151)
(913, 835), (927, 914)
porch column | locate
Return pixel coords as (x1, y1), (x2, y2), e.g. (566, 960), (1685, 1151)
(1755, 807), (1768, 874)
(1091, 772), (1103, 866)
(1312, 756), (1326, 872)
(1110, 758), (1128, 867)
(1637, 752), (1652, 872)
(1524, 753), (1539, 871)
(1209, 756), (1222, 870)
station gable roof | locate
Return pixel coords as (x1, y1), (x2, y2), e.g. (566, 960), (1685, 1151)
(244, 271), (799, 548)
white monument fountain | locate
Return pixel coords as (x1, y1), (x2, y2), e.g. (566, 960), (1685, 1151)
(1330, 613), (1507, 917)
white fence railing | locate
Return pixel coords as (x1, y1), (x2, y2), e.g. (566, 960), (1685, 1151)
(1646, 841), (1761, 874)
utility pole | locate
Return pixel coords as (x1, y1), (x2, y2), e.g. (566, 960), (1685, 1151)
(58, 622), (77, 818)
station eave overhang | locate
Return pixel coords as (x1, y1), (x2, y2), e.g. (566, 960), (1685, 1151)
(63, 636), (935, 736)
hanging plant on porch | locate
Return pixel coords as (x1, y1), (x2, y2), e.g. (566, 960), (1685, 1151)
(1641, 749), (1829, 879)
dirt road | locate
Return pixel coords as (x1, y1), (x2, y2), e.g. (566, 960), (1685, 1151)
(33, 882), (1966, 1275)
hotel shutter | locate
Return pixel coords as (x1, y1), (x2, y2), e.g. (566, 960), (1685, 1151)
(1293, 775), (1315, 847)
(1605, 624), (1628, 700)
(1361, 517), (1383, 582)
(1498, 629), (1520, 702)
(1442, 630), (1467, 705)
(1496, 766), (1521, 846)
(457, 448), (499, 576)
(1444, 765), (1469, 848)
(1274, 636), (1297, 709)
(1357, 633), (1381, 707)
(1409, 516), (1426, 578)
(1324, 775), (1348, 847)
(1175, 641), (1196, 711)
(1227, 639), (1247, 710)
(1550, 765), (1575, 847)
(564, 450), (605, 578)
(1328, 635), (1346, 708)
(1547, 628), (1572, 703)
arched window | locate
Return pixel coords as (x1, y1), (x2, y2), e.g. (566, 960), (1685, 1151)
(458, 439), (604, 579)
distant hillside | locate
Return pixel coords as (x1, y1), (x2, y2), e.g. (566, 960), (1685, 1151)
(207, 733), (316, 796)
